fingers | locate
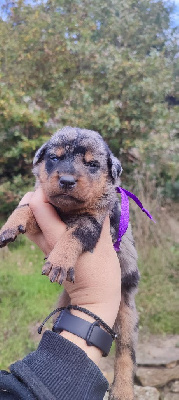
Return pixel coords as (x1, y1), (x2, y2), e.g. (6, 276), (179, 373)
(18, 192), (34, 206)
(94, 215), (116, 256)
(18, 188), (66, 253)
(29, 187), (66, 250)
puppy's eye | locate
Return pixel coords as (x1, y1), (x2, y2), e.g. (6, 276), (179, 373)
(49, 154), (58, 161)
(89, 161), (100, 168)
(85, 160), (100, 168)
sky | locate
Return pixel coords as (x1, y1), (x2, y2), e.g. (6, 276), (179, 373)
(172, 0), (179, 26)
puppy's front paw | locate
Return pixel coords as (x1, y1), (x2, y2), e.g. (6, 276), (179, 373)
(42, 261), (75, 285)
(0, 225), (26, 248)
(109, 384), (134, 400)
(108, 395), (120, 400)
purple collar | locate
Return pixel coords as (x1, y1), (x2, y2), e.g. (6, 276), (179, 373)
(113, 187), (155, 252)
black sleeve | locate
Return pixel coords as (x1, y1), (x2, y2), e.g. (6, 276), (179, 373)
(0, 330), (108, 400)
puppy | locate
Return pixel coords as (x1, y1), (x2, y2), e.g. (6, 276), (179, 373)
(0, 126), (139, 400)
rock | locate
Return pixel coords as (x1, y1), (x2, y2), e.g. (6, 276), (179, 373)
(134, 385), (160, 400)
(171, 381), (179, 392)
(166, 362), (177, 369)
(163, 393), (179, 400)
(99, 356), (114, 384)
(137, 335), (179, 366)
(102, 370), (114, 385)
(136, 365), (179, 387)
(101, 335), (179, 399)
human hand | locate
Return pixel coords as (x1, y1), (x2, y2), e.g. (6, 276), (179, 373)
(19, 187), (121, 364)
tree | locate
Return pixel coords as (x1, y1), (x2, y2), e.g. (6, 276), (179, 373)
(0, 0), (178, 214)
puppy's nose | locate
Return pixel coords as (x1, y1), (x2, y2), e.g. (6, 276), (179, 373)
(59, 175), (76, 189)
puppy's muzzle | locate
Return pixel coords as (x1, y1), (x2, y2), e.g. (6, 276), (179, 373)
(59, 175), (76, 190)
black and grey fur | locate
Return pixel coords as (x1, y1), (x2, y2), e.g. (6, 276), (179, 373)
(0, 127), (139, 400)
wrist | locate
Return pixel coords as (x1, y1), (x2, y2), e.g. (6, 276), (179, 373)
(55, 307), (116, 365)
(60, 310), (103, 365)
(38, 305), (116, 365)
(60, 332), (102, 365)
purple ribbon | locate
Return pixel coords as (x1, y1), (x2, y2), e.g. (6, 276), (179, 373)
(113, 187), (155, 252)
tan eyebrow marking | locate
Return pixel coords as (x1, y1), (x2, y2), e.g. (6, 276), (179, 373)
(84, 151), (94, 163)
(54, 147), (65, 157)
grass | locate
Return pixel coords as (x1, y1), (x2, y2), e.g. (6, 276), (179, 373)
(129, 177), (179, 334)
(0, 236), (62, 370)
(136, 243), (179, 334)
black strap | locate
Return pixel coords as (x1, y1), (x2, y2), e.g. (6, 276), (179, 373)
(52, 309), (113, 357)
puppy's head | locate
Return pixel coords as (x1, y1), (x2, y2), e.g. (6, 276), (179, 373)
(33, 127), (122, 211)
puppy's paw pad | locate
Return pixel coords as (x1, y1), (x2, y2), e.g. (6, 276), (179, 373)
(57, 267), (68, 285)
(43, 262), (75, 285)
(109, 389), (133, 400)
(49, 267), (62, 283)
(0, 228), (18, 247)
(108, 397), (120, 400)
(67, 267), (75, 283)
(109, 395), (121, 400)
(18, 225), (26, 233)
(48, 266), (68, 285)
(42, 261), (52, 276)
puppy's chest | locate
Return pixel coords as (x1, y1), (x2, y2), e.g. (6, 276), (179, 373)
(55, 208), (83, 228)
(54, 198), (121, 244)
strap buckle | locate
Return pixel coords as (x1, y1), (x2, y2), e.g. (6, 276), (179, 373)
(86, 321), (100, 347)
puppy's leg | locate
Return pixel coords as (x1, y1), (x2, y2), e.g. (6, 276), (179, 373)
(0, 204), (40, 247)
(53, 289), (71, 323)
(42, 228), (82, 284)
(57, 289), (71, 308)
(109, 225), (139, 400)
(109, 289), (139, 400)
(42, 213), (105, 284)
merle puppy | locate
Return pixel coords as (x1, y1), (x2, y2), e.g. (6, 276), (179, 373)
(0, 127), (139, 400)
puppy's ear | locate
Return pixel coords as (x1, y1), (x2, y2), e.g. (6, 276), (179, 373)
(108, 152), (122, 183)
(33, 142), (48, 166)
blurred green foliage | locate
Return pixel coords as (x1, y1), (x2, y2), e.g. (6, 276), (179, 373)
(0, 0), (178, 215)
